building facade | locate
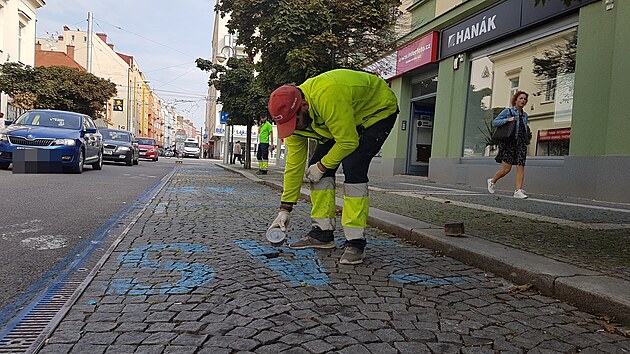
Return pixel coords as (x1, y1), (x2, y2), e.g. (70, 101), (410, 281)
(0, 0), (45, 123)
(374, 0), (628, 202)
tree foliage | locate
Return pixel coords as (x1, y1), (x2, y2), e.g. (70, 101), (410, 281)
(196, 56), (268, 168)
(532, 32), (577, 80)
(215, 0), (402, 91)
(0, 63), (117, 119)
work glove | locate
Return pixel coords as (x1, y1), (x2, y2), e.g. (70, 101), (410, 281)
(270, 210), (291, 231)
(305, 162), (326, 183)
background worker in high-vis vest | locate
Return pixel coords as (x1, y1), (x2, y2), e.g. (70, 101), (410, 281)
(267, 69), (398, 265)
(256, 115), (274, 175)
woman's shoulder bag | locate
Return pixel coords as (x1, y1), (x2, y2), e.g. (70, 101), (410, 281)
(492, 109), (516, 142)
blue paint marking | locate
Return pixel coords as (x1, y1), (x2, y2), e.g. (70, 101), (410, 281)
(390, 272), (477, 286)
(0, 168), (176, 334)
(207, 187), (234, 193)
(168, 187), (198, 193)
(235, 240), (330, 286)
(107, 243), (215, 295)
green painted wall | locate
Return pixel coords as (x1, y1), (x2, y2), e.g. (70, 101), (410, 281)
(381, 76), (412, 160)
(432, 55), (471, 158)
(571, 1), (630, 156)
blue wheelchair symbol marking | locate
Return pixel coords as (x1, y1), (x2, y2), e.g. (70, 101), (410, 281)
(107, 243), (215, 295)
(235, 240), (329, 286)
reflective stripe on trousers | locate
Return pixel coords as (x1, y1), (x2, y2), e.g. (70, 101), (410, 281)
(342, 182), (368, 240)
(310, 176), (336, 231)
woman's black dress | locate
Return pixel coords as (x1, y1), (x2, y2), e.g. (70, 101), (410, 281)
(495, 114), (528, 166)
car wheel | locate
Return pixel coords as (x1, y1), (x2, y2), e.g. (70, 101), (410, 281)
(133, 157), (139, 165)
(92, 151), (103, 170)
(0, 162), (10, 170)
(72, 149), (84, 174)
(154, 157), (158, 162)
(126, 154), (133, 166)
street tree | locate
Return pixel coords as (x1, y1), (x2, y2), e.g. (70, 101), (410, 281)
(196, 57), (268, 169)
(0, 62), (117, 120)
(214, 0), (402, 91)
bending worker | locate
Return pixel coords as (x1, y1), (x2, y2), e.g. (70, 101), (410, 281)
(267, 69), (398, 265)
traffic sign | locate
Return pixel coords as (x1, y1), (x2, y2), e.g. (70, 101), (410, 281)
(220, 112), (229, 124)
(175, 131), (187, 142)
(113, 98), (123, 111)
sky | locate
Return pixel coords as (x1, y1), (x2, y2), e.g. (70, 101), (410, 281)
(35, 0), (216, 130)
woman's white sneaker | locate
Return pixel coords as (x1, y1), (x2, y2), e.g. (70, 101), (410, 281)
(487, 178), (495, 194)
(513, 189), (528, 199)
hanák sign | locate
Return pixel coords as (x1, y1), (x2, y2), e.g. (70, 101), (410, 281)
(440, 0), (598, 59)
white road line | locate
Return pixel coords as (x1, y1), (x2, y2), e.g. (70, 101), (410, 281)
(527, 197), (630, 214)
(389, 191), (630, 230)
(395, 183), (630, 213)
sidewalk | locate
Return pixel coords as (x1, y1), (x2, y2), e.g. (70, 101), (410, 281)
(26, 162), (629, 353)
(225, 162), (630, 325)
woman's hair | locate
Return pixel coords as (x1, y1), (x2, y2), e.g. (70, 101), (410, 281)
(511, 90), (529, 106)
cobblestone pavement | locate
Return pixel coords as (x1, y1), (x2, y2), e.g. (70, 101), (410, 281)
(40, 164), (630, 353)
(257, 167), (630, 281)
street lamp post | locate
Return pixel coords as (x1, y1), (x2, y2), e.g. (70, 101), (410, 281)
(215, 35), (236, 165)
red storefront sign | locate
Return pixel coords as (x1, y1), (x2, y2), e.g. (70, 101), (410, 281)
(538, 128), (571, 141)
(396, 32), (439, 76)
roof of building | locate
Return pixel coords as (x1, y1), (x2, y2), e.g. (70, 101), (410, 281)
(35, 51), (85, 71)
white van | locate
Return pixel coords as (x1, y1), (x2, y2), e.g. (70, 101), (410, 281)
(183, 138), (200, 158)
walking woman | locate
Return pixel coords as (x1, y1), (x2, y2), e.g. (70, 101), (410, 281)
(487, 90), (530, 199)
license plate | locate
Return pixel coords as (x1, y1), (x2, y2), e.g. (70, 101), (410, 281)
(104, 149), (113, 155)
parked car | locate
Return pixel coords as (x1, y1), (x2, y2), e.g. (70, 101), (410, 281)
(100, 129), (139, 166)
(183, 138), (201, 158)
(136, 137), (158, 161)
(0, 109), (103, 174)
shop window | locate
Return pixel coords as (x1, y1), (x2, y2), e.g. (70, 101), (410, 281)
(462, 27), (577, 157)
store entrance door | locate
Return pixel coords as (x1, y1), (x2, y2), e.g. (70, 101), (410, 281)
(406, 75), (438, 176)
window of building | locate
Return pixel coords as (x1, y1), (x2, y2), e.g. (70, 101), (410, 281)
(17, 22), (25, 62)
(462, 27), (577, 157)
(509, 77), (519, 98)
(544, 77), (557, 102)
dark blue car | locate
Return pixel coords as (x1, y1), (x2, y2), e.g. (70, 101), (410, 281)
(0, 109), (103, 173)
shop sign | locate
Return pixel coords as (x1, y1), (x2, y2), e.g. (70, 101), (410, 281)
(522, 0), (598, 28)
(396, 32), (439, 76)
(364, 52), (397, 80)
(440, 0), (520, 59)
(538, 128), (571, 141)
(440, 0), (597, 59)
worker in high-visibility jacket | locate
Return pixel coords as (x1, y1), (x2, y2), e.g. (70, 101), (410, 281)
(267, 69), (398, 265)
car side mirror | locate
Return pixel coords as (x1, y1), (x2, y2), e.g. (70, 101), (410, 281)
(85, 127), (97, 133)
(4, 120), (13, 126)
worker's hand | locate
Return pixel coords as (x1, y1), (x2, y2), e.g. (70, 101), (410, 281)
(305, 162), (326, 183)
(270, 210), (290, 231)
(270, 144), (275, 151)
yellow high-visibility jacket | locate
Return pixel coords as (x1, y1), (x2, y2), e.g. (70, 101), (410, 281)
(281, 69), (398, 204)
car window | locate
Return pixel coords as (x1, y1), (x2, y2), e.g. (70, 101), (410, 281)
(14, 111), (82, 130)
(85, 116), (97, 129)
(102, 130), (130, 142)
(184, 142), (198, 148)
(136, 138), (156, 145)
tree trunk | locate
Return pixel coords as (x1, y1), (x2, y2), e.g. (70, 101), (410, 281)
(245, 123), (252, 169)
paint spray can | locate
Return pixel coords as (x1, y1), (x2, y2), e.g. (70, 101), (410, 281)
(266, 227), (286, 246)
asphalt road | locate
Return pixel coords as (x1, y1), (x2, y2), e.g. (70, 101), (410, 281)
(0, 157), (183, 322)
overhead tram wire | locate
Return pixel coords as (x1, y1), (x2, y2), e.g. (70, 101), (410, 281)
(93, 17), (192, 58)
